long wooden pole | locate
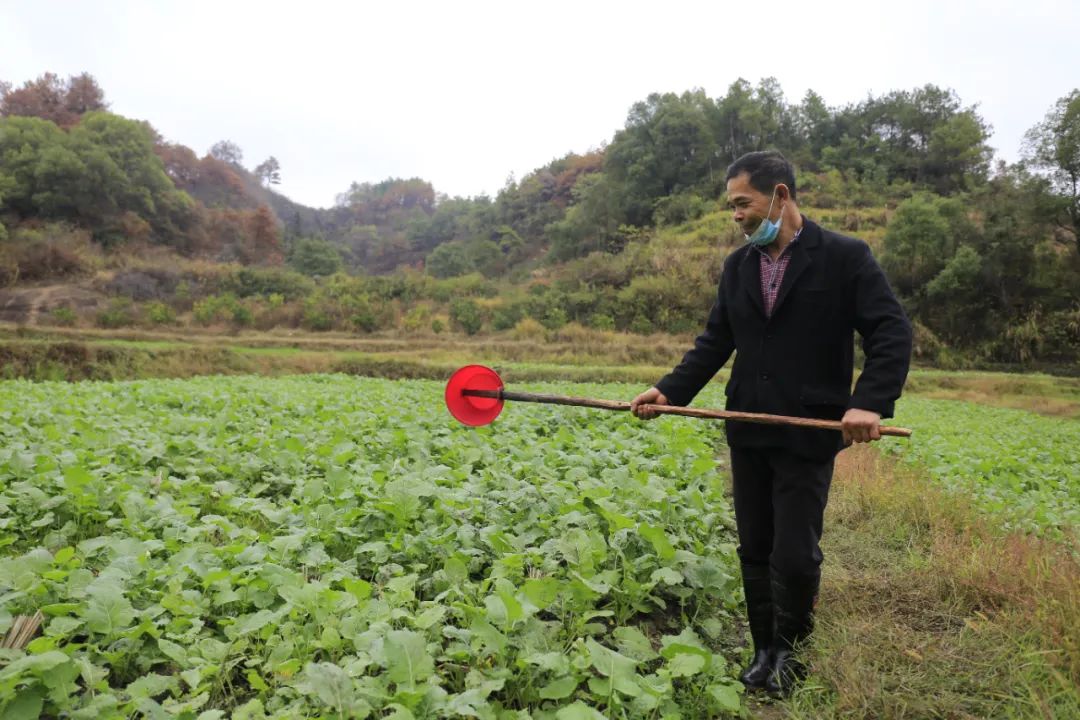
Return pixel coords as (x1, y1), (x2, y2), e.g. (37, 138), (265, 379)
(462, 388), (912, 438)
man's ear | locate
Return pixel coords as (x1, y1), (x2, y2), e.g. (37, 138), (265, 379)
(775, 183), (791, 202)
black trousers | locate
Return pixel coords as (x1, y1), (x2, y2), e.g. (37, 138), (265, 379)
(730, 446), (834, 578)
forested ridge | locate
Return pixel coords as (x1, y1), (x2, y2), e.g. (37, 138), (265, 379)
(1, 72), (1077, 366)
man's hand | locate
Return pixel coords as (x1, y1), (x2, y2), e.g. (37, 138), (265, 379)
(841, 408), (882, 444)
(630, 387), (670, 420)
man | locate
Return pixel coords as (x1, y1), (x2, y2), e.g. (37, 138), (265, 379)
(630, 151), (912, 695)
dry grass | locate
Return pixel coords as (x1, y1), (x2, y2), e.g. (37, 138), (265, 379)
(762, 445), (1080, 719)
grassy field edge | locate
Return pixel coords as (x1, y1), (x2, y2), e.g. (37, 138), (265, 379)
(762, 445), (1079, 719)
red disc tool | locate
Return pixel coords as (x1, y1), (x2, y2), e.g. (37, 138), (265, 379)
(445, 364), (505, 426)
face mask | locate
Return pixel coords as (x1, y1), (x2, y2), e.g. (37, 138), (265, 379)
(744, 188), (784, 247)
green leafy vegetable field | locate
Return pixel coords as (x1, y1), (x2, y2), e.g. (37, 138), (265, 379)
(887, 397), (1080, 541)
(0, 376), (745, 719)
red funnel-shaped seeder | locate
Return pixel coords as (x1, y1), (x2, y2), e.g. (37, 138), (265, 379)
(445, 365), (504, 426)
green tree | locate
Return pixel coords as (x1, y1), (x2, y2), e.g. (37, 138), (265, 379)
(289, 237), (343, 277)
(882, 194), (960, 296)
(605, 90), (717, 226)
(254, 156), (281, 186)
(209, 140), (244, 167)
(1023, 89), (1080, 253)
(425, 242), (473, 278)
(449, 297), (483, 335)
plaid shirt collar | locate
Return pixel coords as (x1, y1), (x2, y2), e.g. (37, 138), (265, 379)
(752, 226), (804, 260)
(755, 226), (804, 317)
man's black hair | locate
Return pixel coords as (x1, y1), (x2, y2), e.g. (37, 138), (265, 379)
(725, 151), (797, 202)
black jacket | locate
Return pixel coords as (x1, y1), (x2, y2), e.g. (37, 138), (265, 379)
(655, 217), (912, 461)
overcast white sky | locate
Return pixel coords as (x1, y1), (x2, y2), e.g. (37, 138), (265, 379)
(2, 0), (1078, 208)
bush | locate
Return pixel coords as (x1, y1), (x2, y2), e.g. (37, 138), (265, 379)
(401, 305), (430, 333)
(193, 293), (245, 326)
(629, 315), (654, 335)
(8, 224), (98, 281)
(449, 298), (483, 335)
(590, 313), (615, 331)
(49, 306), (78, 326)
(491, 302), (526, 331)
(539, 306), (568, 331)
(431, 317), (445, 334)
(510, 317), (545, 340)
(145, 301), (176, 325)
(96, 298), (135, 328)
(224, 266), (314, 299)
(653, 192), (709, 226)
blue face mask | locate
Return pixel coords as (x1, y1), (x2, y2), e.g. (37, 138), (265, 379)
(744, 189), (784, 247)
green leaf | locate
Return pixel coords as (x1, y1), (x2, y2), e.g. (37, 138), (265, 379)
(44, 616), (83, 638)
(82, 584), (135, 635)
(708, 682), (743, 712)
(342, 577), (372, 602)
(585, 637), (640, 696)
(52, 547), (76, 565)
(62, 466), (94, 489)
(496, 587), (523, 626)
(413, 605), (446, 630)
(0, 650), (71, 679)
(649, 568), (683, 585)
(383, 704), (415, 720)
(469, 616), (507, 653)
(246, 670), (268, 692)
(538, 675), (578, 700)
(231, 610), (274, 637)
(667, 653), (706, 677)
(158, 638), (188, 665)
(612, 626), (658, 661)
(303, 662), (356, 713)
(523, 577), (560, 609)
(385, 630), (434, 685)
(638, 524), (675, 560)
(443, 557), (469, 586)
(555, 701), (607, 720)
(0, 686), (43, 720)
(126, 673), (178, 699)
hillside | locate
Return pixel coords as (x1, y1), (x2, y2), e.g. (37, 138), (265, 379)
(1, 72), (1078, 367)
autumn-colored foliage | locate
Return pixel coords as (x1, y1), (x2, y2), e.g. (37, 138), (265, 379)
(0, 72), (107, 127)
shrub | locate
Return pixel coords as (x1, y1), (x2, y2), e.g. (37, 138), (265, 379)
(9, 224), (98, 281)
(49, 306), (78, 326)
(193, 293), (244, 326)
(629, 315), (654, 335)
(510, 317), (545, 341)
(224, 266), (314, 299)
(401, 305), (430, 333)
(491, 302), (526, 331)
(449, 298), (483, 335)
(146, 302), (176, 325)
(540, 306), (568, 331)
(589, 313), (615, 331)
(96, 298), (135, 328)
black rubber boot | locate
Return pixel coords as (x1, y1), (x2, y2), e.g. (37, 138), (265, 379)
(738, 562), (774, 689)
(765, 570), (819, 696)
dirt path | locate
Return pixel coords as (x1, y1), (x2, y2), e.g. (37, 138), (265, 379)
(0, 284), (103, 324)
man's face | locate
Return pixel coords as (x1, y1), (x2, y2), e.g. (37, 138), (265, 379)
(726, 173), (778, 236)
